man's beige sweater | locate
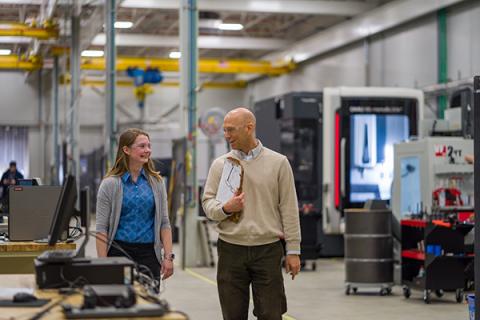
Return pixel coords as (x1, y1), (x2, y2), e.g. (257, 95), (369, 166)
(202, 146), (301, 253)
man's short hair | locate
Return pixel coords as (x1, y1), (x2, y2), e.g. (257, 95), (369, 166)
(9, 161), (16, 167)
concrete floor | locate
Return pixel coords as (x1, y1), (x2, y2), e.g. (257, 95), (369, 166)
(160, 258), (469, 320)
(0, 223), (470, 320)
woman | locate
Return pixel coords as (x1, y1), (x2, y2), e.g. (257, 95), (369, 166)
(96, 128), (173, 287)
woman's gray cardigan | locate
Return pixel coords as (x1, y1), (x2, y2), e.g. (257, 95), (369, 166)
(95, 175), (171, 263)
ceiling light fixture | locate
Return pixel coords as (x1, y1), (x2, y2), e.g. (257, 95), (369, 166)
(81, 50), (104, 57)
(0, 49), (12, 55)
(169, 51), (181, 59)
(114, 21), (133, 29)
(218, 23), (243, 31)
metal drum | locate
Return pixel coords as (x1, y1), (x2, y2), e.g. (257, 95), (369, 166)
(344, 208), (393, 295)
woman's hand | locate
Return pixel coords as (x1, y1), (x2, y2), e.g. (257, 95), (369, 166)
(161, 259), (174, 280)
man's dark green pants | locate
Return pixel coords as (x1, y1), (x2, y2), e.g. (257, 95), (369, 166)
(217, 239), (287, 320)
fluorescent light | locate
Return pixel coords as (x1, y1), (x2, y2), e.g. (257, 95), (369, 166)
(199, 19), (222, 29)
(169, 51), (181, 59)
(0, 49), (11, 55)
(114, 21), (133, 29)
(293, 53), (309, 62)
(218, 23), (243, 31)
(81, 50), (104, 57)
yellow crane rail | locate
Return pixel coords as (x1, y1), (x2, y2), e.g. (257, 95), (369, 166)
(0, 55), (295, 76)
(81, 56), (295, 75)
(60, 76), (247, 89)
(0, 55), (42, 71)
(0, 21), (59, 40)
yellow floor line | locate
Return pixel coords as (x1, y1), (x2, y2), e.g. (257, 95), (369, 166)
(184, 268), (217, 286)
(183, 268), (297, 320)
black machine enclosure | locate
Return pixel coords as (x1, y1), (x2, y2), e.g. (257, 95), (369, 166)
(35, 257), (135, 289)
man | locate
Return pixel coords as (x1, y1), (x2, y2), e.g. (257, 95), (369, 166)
(0, 161), (24, 211)
(202, 107), (301, 320)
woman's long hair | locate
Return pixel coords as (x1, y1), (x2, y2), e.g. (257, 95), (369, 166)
(105, 128), (161, 180)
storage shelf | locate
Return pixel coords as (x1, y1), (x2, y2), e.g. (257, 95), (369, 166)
(402, 249), (425, 261)
(401, 219), (472, 302)
(435, 206), (474, 212)
(434, 164), (473, 175)
(400, 219), (451, 228)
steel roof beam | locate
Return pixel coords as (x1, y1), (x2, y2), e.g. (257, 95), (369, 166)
(120, 0), (374, 16)
(0, 0), (374, 16)
(91, 33), (289, 50)
(261, 0), (468, 69)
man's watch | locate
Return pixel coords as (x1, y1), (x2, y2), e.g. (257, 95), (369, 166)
(164, 253), (175, 261)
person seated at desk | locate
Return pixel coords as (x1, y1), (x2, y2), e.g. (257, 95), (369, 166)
(0, 161), (24, 214)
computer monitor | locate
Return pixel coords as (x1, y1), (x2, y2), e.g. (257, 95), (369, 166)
(47, 175), (77, 246)
(17, 179), (39, 186)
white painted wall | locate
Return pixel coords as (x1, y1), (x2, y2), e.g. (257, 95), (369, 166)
(447, 0), (480, 81)
(247, 1), (480, 111)
(0, 72), (50, 179)
(247, 43), (366, 103)
(369, 15), (438, 88)
(0, 72), (39, 126)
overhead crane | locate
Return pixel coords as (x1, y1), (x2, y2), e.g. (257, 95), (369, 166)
(0, 21), (59, 40)
(59, 75), (248, 89)
(0, 54), (295, 76)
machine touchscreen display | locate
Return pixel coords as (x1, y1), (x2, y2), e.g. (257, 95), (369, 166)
(349, 114), (409, 203)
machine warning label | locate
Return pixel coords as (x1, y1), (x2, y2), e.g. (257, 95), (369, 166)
(434, 145), (462, 159)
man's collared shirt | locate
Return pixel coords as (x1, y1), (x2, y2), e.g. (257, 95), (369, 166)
(232, 140), (262, 161)
(115, 169), (155, 243)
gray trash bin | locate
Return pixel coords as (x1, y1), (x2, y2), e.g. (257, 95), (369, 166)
(344, 205), (393, 295)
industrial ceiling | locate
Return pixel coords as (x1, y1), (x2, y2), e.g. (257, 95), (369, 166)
(0, 0), (394, 62)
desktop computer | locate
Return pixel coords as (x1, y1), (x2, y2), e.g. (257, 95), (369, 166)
(35, 256), (135, 289)
(8, 186), (62, 241)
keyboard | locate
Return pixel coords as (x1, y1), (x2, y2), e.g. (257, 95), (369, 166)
(37, 249), (76, 262)
(63, 304), (168, 319)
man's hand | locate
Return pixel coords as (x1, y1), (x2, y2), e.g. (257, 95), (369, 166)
(285, 254), (301, 280)
(223, 192), (244, 214)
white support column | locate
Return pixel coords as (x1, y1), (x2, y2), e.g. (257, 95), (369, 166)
(69, 2), (81, 191)
(105, 0), (117, 168)
(51, 56), (60, 185)
(38, 69), (46, 182)
(180, 0), (205, 268)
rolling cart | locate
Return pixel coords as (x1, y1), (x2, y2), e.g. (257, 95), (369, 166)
(401, 219), (473, 304)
